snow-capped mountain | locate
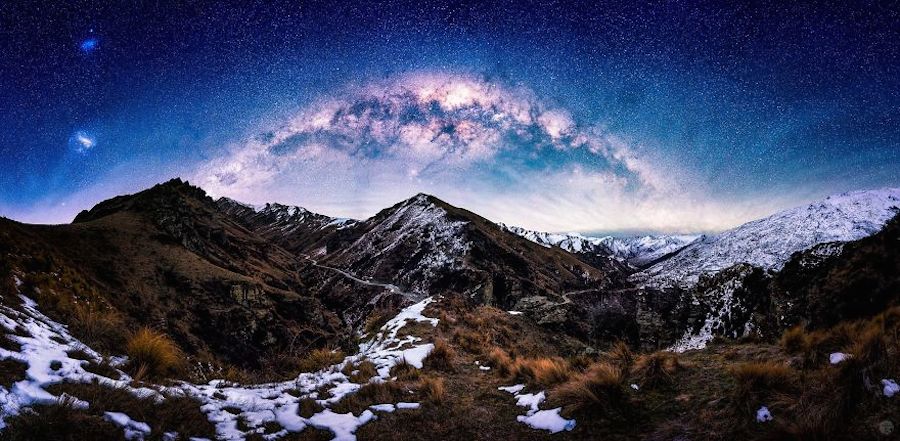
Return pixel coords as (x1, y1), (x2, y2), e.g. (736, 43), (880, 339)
(634, 188), (900, 288)
(218, 197), (355, 235)
(498, 223), (700, 267)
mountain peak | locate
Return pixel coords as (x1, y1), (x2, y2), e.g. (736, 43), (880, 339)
(73, 177), (211, 223)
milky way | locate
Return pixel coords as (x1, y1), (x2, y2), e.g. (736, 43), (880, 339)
(1, 1), (897, 231)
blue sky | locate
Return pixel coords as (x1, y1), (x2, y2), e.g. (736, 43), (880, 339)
(1, 1), (897, 233)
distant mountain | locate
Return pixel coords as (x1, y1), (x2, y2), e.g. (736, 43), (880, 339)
(217, 197), (355, 254)
(498, 223), (700, 268)
(634, 188), (900, 288)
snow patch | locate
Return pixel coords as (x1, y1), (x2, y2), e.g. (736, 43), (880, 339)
(882, 379), (899, 397)
(756, 406), (773, 423)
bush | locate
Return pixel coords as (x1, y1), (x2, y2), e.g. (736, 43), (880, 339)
(125, 327), (184, 380)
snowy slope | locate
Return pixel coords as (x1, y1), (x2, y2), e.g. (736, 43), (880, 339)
(498, 223), (699, 267)
(634, 188), (900, 288)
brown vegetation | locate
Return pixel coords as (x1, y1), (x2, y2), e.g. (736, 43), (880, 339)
(125, 327), (185, 380)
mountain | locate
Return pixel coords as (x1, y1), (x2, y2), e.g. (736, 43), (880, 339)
(498, 223), (700, 268)
(633, 188), (900, 288)
(217, 197), (355, 255)
(313, 194), (632, 330)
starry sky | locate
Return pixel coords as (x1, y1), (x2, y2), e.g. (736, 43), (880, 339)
(1, 1), (898, 234)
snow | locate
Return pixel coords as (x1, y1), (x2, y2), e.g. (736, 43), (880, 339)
(498, 223), (699, 267)
(369, 403), (395, 412)
(630, 384), (639, 391)
(756, 406), (773, 422)
(498, 385), (575, 433)
(104, 412), (152, 440)
(506, 311), (523, 315)
(307, 409), (375, 441)
(635, 188), (900, 288)
(517, 409), (576, 433)
(670, 269), (753, 352)
(829, 352), (850, 364)
(882, 379), (899, 397)
(0, 275), (438, 440)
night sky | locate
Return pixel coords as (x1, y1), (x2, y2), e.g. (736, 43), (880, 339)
(1, 1), (898, 233)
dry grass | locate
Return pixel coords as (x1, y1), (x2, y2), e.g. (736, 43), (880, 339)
(451, 328), (488, 354)
(389, 358), (421, 381)
(631, 351), (682, 388)
(553, 362), (625, 414)
(330, 381), (408, 414)
(606, 341), (634, 373)
(514, 357), (573, 388)
(364, 308), (396, 335)
(0, 358), (28, 389)
(486, 347), (516, 377)
(419, 376), (446, 403)
(125, 327), (184, 380)
(729, 361), (797, 413)
(349, 360), (379, 383)
(295, 348), (345, 373)
(423, 338), (454, 372)
(298, 397), (324, 418)
(45, 381), (215, 438)
(0, 398), (123, 441)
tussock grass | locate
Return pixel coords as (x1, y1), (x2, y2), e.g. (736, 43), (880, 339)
(419, 376), (446, 403)
(389, 358), (421, 381)
(330, 381), (408, 414)
(632, 351), (681, 388)
(514, 357), (573, 388)
(349, 360), (379, 383)
(423, 338), (454, 372)
(295, 348), (345, 373)
(125, 327), (184, 380)
(486, 347), (515, 377)
(0, 398), (122, 441)
(553, 362), (625, 415)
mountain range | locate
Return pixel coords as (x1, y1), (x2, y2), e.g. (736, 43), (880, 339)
(0, 179), (898, 440)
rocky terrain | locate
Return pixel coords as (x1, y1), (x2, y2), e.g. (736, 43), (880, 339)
(0, 179), (898, 440)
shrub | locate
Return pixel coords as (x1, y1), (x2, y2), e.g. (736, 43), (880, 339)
(125, 327), (184, 380)
(553, 362), (624, 414)
(419, 376), (446, 403)
(779, 325), (808, 354)
(632, 351), (681, 388)
(423, 338), (454, 372)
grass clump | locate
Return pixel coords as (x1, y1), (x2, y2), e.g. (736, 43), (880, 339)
(125, 327), (184, 380)
(423, 338), (454, 372)
(419, 376), (446, 404)
(296, 348), (345, 373)
(631, 351), (682, 388)
(553, 362), (625, 414)
(389, 358), (421, 381)
(514, 357), (573, 388)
